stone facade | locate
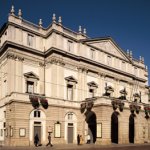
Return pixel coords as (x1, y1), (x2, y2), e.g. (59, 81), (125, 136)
(0, 6), (150, 146)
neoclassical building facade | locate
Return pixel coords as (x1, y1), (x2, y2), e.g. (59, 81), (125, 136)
(0, 6), (150, 146)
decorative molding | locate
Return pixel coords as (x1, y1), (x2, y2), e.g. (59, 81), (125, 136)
(6, 53), (24, 61)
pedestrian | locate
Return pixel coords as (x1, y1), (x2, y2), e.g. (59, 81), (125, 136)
(34, 134), (39, 147)
(46, 134), (53, 147)
(80, 135), (83, 145)
(87, 134), (90, 144)
(77, 134), (80, 145)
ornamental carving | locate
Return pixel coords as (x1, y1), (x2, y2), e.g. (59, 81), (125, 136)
(7, 53), (24, 61)
(129, 102), (141, 114)
(29, 94), (48, 109)
(111, 100), (124, 112)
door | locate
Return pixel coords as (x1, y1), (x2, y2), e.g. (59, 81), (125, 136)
(67, 123), (73, 143)
(34, 122), (41, 144)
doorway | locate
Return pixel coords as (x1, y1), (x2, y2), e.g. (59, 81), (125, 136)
(111, 112), (118, 144)
(67, 123), (74, 143)
(34, 122), (41, 144)
(129, 114), (135, 143)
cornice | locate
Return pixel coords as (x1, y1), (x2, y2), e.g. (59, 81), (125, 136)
(0, 42), (147, 83)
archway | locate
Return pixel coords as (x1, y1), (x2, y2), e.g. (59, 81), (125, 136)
(111, 111), (119, 144)
(29, 109), (46, 145)
(64, 112), (77, 143)
(85, 111), (97, 143)
(129, 114), (135, 143)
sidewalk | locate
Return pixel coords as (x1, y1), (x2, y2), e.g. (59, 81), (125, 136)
(1, 143), (150, 150)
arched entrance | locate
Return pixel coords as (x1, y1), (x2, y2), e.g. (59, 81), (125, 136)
(64, 112), (77, 143)
(85, 111), (97, 143)
(111, 111), (119, 144)
(129, 114), (135, 143)
(29, 109), (46, 145)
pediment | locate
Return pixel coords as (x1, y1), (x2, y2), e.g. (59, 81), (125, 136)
(84, 37), (130, 62)
(65, 76), (77, 83)
(87, 81), (98, 88)
(24, 71), (39, 80)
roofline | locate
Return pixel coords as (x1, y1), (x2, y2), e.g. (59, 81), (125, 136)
(81, 36), (133, 64)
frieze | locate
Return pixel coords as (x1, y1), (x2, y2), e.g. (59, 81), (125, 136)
(6, 53), (24, 61)
(48, 56), (65, 66)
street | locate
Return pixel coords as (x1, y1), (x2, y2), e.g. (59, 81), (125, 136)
(0, 143), (150, 150)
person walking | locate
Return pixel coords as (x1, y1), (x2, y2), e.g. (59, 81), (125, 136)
(46, 134), (53, 147)
(77, 134), (80, 145)
(34, 134), (39, 147)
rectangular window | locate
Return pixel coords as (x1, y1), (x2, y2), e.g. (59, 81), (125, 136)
(3, 122), (6, 128)
(89, 89), (94, 98)
(107, 56), (112, 65)
(4, 80), (7, 96)
(122, 61), (126, 71)
(67, 84), (73, 100)
(27, 34), (34, 46)
(68, 113), (73, 120)
(4, 111), (6, 118)
(67, 41), (73, 52)
(34, 111), (41, 118)
(1, 129), (3, 137)
(90, 49), (95, 59)
(27, 81), (34, 93)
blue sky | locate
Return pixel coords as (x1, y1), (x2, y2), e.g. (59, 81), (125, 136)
(0, 0), (150, 83)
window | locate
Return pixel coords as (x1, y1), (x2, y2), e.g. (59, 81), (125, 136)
(67, 40), (73, 52)
(34, 110), (41, 118)
(90, 49), (95, 59)
(4, 80), (7, 96)
(0, 129), (3, 137)
(87, 81), (98, 98)
(27, 81), (34, 93)
(65, 76), (77, 101)
(3, 122), (6, 128)
(4, 111), (6, 118)
(67, 84), (73, 100)
(89, 89), (94, 98)
(24, 72), (39, 94)
(27, 34), (34, 46)
(107, 56), (112, 65)
(122, 61), (126, 71)
(68, 113), (73, 120)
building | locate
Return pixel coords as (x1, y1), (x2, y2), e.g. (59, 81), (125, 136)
(0, 6), (150, 146)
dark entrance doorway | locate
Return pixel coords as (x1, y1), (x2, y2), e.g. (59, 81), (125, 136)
(67, 123), (74, 143)
(85, 111), (97, 143)
(129, 114), (135, 143)
(34, 122), (41, 144)
(111, 112), (119, 144)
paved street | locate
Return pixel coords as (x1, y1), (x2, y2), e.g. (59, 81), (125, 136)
(0, 143), (150, 150)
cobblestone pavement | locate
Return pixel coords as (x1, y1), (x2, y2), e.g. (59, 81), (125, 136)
(0, 143), (150, 150)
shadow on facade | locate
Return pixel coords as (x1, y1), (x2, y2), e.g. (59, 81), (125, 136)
(111, 111), (119, 144)
(85, 110), (97, 143)
(129, 113), (135, 143)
